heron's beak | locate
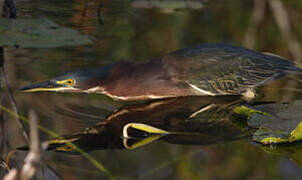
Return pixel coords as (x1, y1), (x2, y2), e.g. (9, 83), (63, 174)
(18, 81), (64, 92)
(17, 139), (73, 152)
(17, 142), (64, 152)
(43, 141), (62, 151)
(16, 139), (61, 151)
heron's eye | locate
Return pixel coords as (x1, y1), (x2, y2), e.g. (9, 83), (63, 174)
(64, 144), (75, 152)
(65, 79), (75, 86)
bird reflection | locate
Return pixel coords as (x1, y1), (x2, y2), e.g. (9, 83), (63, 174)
(40, 96), (254, 153)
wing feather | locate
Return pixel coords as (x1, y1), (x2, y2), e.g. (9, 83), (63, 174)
(162, 43), (301, 95)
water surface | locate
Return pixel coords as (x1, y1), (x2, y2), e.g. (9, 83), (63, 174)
(2, 0), (302, 179)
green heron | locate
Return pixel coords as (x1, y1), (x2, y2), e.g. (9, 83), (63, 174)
(18, 96), (250, 153)
(19, 43), (302, 101)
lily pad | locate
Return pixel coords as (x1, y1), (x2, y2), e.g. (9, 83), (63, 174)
(234, 101), (302, 145)
(0, 18), (93, 48)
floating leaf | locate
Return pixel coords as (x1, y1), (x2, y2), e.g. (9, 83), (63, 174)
(289, 122), (302, 142)
(253, 128), (289, 144)
(0, 18), (93, 48)
(234, 101), (302, 144)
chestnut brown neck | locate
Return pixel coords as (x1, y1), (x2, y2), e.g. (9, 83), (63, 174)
(100, 59), (194, 100)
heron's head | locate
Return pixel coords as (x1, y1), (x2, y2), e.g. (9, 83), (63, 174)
(17, 135), (82, 154)
(19, 65), (113, 93)
(43, 136), (82, 154)
(17, 133), (112, 154)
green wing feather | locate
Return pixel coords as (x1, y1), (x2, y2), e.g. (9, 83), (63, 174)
(163, 43), (301, 95)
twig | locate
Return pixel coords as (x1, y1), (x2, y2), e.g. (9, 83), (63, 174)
(0, 47), (5, 155)
(3, 169), (17, 180)
(2, 0), (16, 18)
(79, 0), (88, 26)
(1, 0), (28, 156)
(0, 97), (4, 154)
(0, 48), (3, 67)
(0, 155), (9, 174)
(1, 0), (26, 144)
(0, 161), (8, 169)
(268, 0), (302, 61)
(4, 110), (40, 180)
(97, 0), (104, 25)
(1, 0), (28, 143)
(0, 105), (113, 179)
(1, 62), (29, 143)
(5, 150), (15, 171)
(0, 48), (14, 160)
(4, 0), (16, 18)
(20, 110), (41, 180)
(0, 0), (4, 16)
(1, 1), (61, 179)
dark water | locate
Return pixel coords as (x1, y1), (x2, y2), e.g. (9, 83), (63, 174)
(2, 0), (302, 179)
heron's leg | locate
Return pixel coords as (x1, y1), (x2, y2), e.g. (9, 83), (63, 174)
(189, 98), (245, 119)
(189, 104), (217, 118)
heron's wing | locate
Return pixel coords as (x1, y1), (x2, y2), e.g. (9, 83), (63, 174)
(162, 44), (299, 95)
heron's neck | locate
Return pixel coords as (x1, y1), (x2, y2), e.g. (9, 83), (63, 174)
(99, 60), (190, 101)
